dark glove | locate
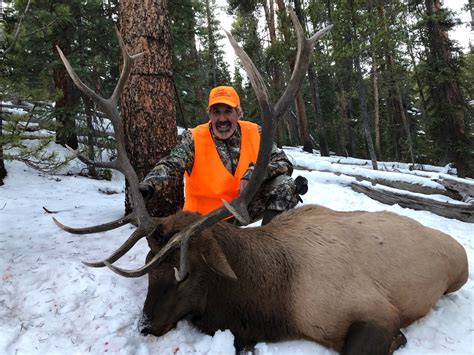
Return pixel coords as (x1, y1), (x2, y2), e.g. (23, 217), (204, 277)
(294, 175), (308, 196)
(139, 183), (154, 201)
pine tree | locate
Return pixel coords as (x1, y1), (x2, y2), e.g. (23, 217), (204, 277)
(413, 0), (472, 177)
(170, 0), (205, 127)
(1, 0), (118, 181)
(120, 0), (183, 217)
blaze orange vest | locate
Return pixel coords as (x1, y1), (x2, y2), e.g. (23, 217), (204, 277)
(183, 121), (260, 215)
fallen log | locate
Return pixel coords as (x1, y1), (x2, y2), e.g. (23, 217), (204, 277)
(434, 177), (474, 203)
(294, 164), (462, 200)
(351, 183), (474, 223)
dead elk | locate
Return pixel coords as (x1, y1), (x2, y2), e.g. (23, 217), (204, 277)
(139, 205), (468, 353)
(51, 9), (468, 355)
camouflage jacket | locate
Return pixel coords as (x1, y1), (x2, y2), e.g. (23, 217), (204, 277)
(142, 121), (294, 193)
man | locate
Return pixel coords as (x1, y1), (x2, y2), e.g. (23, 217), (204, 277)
(140, 85), (307, 225)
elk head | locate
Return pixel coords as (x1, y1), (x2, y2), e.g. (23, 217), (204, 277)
(54, 9), (332, 337)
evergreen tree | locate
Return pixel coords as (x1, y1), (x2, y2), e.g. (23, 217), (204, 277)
(1, 0), (118, 182)
(170, 0), (206, 126)
(120, 0), (183, 217)
(200, 0), (231, 88)
(412, 0), (472, 176)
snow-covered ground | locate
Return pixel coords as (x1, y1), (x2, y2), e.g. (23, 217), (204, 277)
(1, 147), (473, 355)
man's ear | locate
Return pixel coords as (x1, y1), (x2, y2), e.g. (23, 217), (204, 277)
(200, 238), (237, 280)
(236, 106), (243, 118)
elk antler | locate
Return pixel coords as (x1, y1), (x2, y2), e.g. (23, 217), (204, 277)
(104, 9), (332, 280)
(54, 28), (162, 267)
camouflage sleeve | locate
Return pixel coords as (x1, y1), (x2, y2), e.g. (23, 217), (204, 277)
(266, 144), (293, 180)
(141, 130), (195, 193)
(241, 143), (294, 181)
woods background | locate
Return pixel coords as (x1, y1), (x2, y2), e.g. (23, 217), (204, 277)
(1, 0), (473, 190)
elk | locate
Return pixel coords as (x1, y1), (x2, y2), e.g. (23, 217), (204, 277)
(53, 10), (468, 355)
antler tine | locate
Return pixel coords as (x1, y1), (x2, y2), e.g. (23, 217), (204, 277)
(82, 222), (158, 267)
(110, 27), (145, 107)
(56, 46), (108, 110)
(224, 30), (275, 210)
(53, 214), (135, 235)
(55, 30), (152, 259)
(103, 222), (185, 277)
(274, 9), (332, 120)
(105, 206), (228, 278)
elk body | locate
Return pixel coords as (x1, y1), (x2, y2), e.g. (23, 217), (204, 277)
(53, 9), (468, 355)
(140, 205), (468, 353)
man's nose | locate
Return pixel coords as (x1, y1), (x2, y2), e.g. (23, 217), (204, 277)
(215, 112), (227, 120)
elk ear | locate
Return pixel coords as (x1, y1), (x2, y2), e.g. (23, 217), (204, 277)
(201, 239), (237, 280)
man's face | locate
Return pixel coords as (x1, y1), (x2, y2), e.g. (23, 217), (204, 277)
(208, 103), (240, 140)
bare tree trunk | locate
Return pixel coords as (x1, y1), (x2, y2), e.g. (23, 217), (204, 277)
(0, 114), (5, 186)
(83, 96), (98, 178)
(53, 63), (79, 150)
(120, 0), (183, 217)
(295, 93), (313, 152)
(394, 85), (415, 164)
(372, 53), (381, 159)
(292, 0), (313, 152)
(308, 61), (329, 156)
(354, 54), (378, 170)
(53, 0), (78, 150)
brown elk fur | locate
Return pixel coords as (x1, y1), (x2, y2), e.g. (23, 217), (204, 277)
(142, 204), (468, 352)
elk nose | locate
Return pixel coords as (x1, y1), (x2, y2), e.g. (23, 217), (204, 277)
(140, 326), (153, 336)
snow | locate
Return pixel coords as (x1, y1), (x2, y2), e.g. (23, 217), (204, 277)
(1, 146), (473, 355)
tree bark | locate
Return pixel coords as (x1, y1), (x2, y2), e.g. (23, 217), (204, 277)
(372, 52), (381, 159)
(292, 0), (313, 153)
(308, 64), (329, 156)
(120, 0), (183, 217)
(295, 92), (313, 152)
(83, 96), (98, 178)
(52, 0), (79, 150)
(0, 115), (6, 186)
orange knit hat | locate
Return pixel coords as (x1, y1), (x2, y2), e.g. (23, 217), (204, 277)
(208, 86), (240, 108)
